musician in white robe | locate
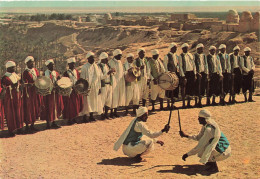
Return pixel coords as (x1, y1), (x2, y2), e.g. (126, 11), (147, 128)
(124, 53), (140, 115)
(80, 51), (101, 122)
(134, 48), (150, 107)
(147, 49), (166, 111)
(113, 107), (170, 162)
(108, 49), (126, 118)
(180, 109), (231, 173)
(97, 52), (115, 120)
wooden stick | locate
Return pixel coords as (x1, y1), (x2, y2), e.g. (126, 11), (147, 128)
(178, 109), (182, 131)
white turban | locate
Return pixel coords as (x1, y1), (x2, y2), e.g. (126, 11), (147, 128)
(127, 53), (134, 58)
(169, 42), (177, 49)
(137, 48), (146, 53)
(113, 49), (122, 56)
(196, 43), (204, 49)
(219, 44), (226, 49)
(209, 46), (216, 50)
(233, 46), (240, 51)
(244, 47), (251, 52)
(24, 56), (34, 64)
(181, 43), (189, 48)
(45, 59), (54, 66)
(86, 51), (94, 59)
(67, 57), (76, 64)
(151, 49), (159, 55)
(99, 52), (109, 60)
(136, 106), (148, 117)
(5, 61), (16, 68)
(198, 109), (212, 120)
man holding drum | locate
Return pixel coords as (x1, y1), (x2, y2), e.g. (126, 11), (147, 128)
(41, 59), (63, 129)
(23, 56), (41, 133)
(163, 42), (181, 110)
(147, 49), (166, 111)
(124, 53), (140, 115)
(63, 57), (83, 125)
(193, 43), (209, 108)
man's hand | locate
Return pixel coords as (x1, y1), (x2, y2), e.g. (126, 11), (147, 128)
(140, 65), (145, 70)
(182, 153), (188, 161)
(153, 79), (158, 85)
(219, 75), (223, 81)
(249, 70), (254, 75)
(156, 140), (164, 146)
(179, 131), (189, 138)
(147, 79), (151, 85)
(161, 124), (170, 133)
(98, 89), (101, 95)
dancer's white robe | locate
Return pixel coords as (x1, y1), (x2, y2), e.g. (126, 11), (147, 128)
(109, 58), (126, 108)
(187, 125), (231, 163)
(114, 118), (162, 158)
(80, 62), (101, 114)
(134, 57), (150, 101)
(124, 62), (140, 106)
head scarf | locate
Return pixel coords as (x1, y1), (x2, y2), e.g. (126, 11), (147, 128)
(25, 56), (34, 64)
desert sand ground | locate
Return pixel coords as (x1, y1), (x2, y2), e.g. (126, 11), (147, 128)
(0, 94), (259, 179)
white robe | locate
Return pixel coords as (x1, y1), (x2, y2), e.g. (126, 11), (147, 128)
(124, 61), (140, 106)
(109, 58), (126, 108)
(114, 118), (162, 158)
(99, 63), (112, 109)
(80, 62), (101, 114)
(134, 58), (150, 100)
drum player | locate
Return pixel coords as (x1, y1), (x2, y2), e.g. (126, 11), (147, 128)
(124, 53), (140, 116)
(62, 57), (83, 125)
(163, 42), (181, 110)
(147, 49), (166, 112)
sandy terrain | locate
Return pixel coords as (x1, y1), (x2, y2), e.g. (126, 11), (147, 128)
(0, 94), (259, 179)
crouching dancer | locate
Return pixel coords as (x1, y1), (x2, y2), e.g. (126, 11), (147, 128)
(180, 109), (231, 173)
(113, 106), (170, 162)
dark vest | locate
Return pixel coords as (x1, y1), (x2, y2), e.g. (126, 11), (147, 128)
(167, 53), (177, 73)
(194, 53), (206, 73)
(207, 54), (214, 74)
(123, 119), (143, 146)
(218, 53), (226, 72)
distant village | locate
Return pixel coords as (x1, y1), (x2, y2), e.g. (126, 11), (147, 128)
(0, 10), (259, 33)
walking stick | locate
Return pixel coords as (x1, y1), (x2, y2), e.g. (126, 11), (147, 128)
(178, 109), (182, 132)
(166, 103), (173, 134)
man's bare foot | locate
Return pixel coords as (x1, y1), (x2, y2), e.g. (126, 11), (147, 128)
(133, 154), (147, 163)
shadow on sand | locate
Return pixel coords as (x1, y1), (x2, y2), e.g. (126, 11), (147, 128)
(157, 164), (218, 176)
(97, 157), (144, 167)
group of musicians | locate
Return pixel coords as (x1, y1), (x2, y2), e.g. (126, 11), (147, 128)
(0, 42), (255, 137)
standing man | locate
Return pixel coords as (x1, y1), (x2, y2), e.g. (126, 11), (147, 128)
(109, 49), (126, 118)
(148, 49), (166, 111)
(218, 44), (231, 105)
(180, 109), (231, 173)
(41, 59), (63, 129)
(163, 43), (181, 109)
(98, 52), (115, 120)
(241, 47), (255, 102)
(81, 52), (101, 122)
(63, 57), (83, 125)
(114, 106), (170, 162)
(134, 48), (150, 107)
(229, 46), (242, 103)
(179, 43), (197, 108)
(23, 56), (41, 133)
(1, 61), (24, 136)
(194, 43), (209, 107)
(207, 46), (223, 105)
(124, 53), (140, 115)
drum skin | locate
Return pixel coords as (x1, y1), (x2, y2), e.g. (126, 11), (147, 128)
(56, 77), (73, 96)
(125, 67), (141, 83)
(74, 79), (89, 96)
(35, 76), (53, 96)
(158, 72), (179, 90)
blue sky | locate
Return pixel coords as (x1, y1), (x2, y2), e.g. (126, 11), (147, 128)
(0, 1), (259, 7)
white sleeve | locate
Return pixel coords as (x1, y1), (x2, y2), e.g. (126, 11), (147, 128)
(135, 122), (162, 138)
(188, 127), (205, 141)
(80, 66), (87, 80)
(187, 127), (214, 156)
(178, 56), (185, 77)
(163, 55), (169, 72)
(147, 62), (154, 81)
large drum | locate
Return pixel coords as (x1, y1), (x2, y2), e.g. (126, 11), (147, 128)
(74, 78), (90, 96)
(35, 76), (53, 96)
(125, 67), (141, 83)
(56, 77), (73, 96)
(158, 72), (179, 90)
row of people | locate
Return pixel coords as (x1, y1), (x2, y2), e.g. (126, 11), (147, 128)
(0, 43), (255, 136)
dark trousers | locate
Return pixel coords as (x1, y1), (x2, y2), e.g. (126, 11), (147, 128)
(209, 73), (222, 97)
(242, 73), (254, 93)
(232, 68), (242, 95)
(184, 71), (195, 96)
(194, 72), (207, 97)
(223, 72), (231, 94)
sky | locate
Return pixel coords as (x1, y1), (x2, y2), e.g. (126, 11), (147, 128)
(0, 1), (259, 13)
